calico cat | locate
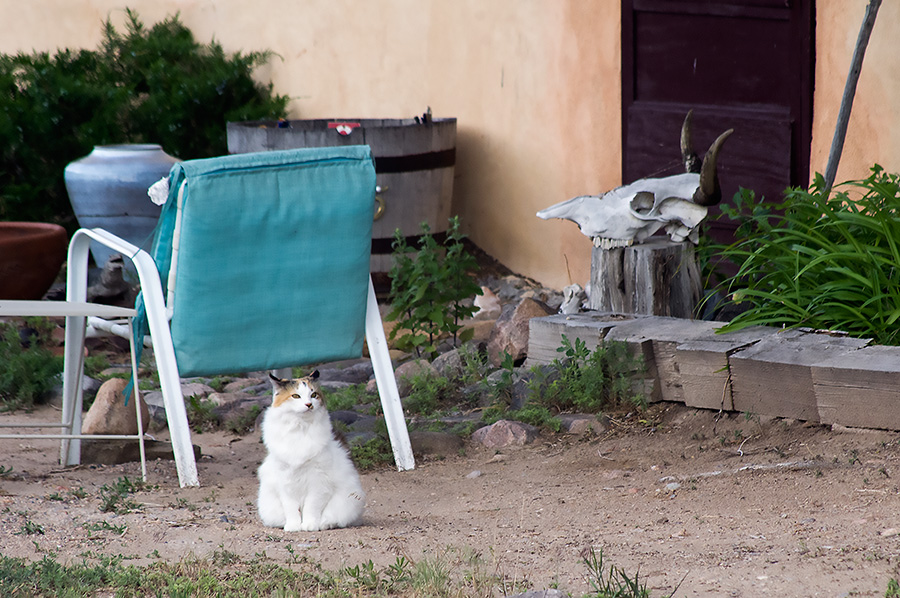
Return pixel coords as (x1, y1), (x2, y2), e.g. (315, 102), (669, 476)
(257, 370), (365, 531)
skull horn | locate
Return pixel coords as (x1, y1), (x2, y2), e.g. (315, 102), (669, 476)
(681, 110), (700, 174)
(692, 128), (734, 207)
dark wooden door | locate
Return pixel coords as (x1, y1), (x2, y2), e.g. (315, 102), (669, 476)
(622, 0), (815, 245)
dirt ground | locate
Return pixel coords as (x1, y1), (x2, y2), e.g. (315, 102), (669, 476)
(2, 401), (900, 597)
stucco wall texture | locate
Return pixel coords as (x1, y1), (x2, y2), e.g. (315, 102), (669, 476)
(2, 1), (898, 290)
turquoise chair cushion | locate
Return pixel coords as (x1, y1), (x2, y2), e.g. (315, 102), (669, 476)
(145, 146), (376, 377)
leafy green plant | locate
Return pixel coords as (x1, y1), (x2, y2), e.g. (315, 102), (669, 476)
(713, 165), (900, 345)
(324, 383), (374, 413)
(186, 394), (219, 432)
(887, 577), (900, 597)
(0, 9), (288, 228)
(404, 369), (471, 416)
(0, 319), (63, 412)
(539, 336), (645, 413)
(386, 216), (482, 359)
(349, 433), (395, 471)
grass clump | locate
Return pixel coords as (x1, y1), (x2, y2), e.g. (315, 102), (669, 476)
(0, 318), (63, 412)
(583, 548), (681, 598)
(713, 165), (900, 345)
(98, 476), (147, 514)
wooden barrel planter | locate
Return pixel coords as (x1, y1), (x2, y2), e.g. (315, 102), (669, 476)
(226, 118), (456, 278)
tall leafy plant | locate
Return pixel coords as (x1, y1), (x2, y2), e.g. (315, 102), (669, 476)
(386, 216), (482, 358)
(714, 165), (900, 345)
(0, 9), (288, 228)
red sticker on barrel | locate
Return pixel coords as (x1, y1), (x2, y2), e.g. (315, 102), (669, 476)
(328, 122), (361, 136)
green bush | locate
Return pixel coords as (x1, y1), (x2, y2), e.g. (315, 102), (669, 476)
(386, 216), (482, 359)
(537, 335), (645, 413)
(0, 9), (288, 228)
(713, 165), (900, 345)
(0, 319), (63, 412)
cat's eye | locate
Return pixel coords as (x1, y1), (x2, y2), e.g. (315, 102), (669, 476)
(310, 391), (318, 399)
(291, 394), (301, 399)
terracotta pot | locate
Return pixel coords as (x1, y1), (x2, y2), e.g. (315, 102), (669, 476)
(0, 222), (68, 299)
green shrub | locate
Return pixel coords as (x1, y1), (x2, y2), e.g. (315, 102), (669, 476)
(0, 9), (288, 228)
(386, 216), (482, 359)
(0, 319), (63, 412)
(538, 335), (645, 413)
(713, 165), (900, 345)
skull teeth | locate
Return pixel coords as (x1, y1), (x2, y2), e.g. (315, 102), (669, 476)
(593, 237), (634, 250)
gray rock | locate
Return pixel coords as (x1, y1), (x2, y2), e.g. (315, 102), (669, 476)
(432, 347), (465, 378)
(82, 378), (149, 435)
(409, 430), (464, 457)
(347, 414), (379, 434)
(223, 378), (265, 393)
(330, 409), (364, 425)
(180, 382), (216, 400)
(558, 413), (608, 435)
(213, 396), (267, 432)
(471, 419), (539, 448)
(320, 380), (357, 393)
(487, 297), (554, 367)
(319, 360), (375, 384)
(395, 359), (438, 397)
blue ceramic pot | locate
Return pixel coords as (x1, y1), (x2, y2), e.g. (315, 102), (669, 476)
(64, 144), (179, 271)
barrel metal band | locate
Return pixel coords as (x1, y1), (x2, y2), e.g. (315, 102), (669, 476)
(374, 149), (456, 174)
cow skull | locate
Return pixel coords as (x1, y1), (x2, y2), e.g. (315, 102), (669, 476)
(537, 112), (733, 249)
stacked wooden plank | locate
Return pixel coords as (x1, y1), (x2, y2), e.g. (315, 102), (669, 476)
(527, 312), (900, 430)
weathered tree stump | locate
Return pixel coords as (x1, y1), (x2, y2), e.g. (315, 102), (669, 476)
(589, 238), (701, 318)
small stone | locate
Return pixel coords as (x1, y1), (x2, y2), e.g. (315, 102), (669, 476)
(432, 348), (465, 378)
(665, 482), (682, 492)
(880, 528), (899, 537)
(473, 286), (501, 319)
(466, 470), (482, 479)
(180, 382), (215, 400)
(558, 413), (607, 436)
(471, 419), (539, 448)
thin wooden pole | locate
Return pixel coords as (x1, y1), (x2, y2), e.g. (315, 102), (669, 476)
(823, 0), (882, 195)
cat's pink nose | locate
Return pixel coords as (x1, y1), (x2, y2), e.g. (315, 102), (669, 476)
(306, 403), (313, 409)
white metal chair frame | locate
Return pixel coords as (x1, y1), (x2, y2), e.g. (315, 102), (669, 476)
(0, 224), (415, 488)
(0, 231), (150, 481)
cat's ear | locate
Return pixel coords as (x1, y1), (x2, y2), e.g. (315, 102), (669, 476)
(269, 372), (288, 386)
(310, 369), (320, 380)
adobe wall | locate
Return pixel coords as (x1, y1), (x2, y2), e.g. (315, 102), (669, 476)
(2, 1), (898, 289)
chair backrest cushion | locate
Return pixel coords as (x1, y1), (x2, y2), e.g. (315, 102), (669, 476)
(154, 146), (376, 377)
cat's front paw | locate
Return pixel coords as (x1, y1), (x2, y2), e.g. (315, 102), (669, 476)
(283, 519), (304, 532)
(299, 519), (324, 532)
